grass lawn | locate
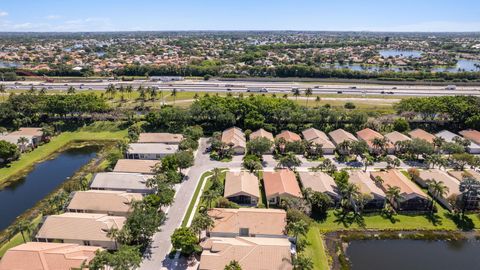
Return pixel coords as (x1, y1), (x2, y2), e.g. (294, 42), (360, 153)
(0, 215), (42, 257)
(0, 121), (127, 184)
(181, 171), (213, 227)
(303, 226), (330, 270)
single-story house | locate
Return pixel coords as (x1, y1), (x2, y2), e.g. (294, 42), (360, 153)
(224, 171), (260, 205)
(412, 169), (460, 210)
(126, 143), (178, 160)
(9, 127), (44, 144)
(0, 127), (44, 152)
(408, 128), (436, 144)
(221, 127), (246, 155)
(0, 242), (101, 270)
(137, 132), (184, 144)
(207, 208), (287, 238)
(328, 128), (358, 146)
(356, 128), (395, 154)
(298, 171), (340, 203)
(113, 159), (159, 174)
(263, 169), (302, 206)
(89, 172), (152, 194)
(36, 213), (126, 250)
(385, 131), (411, 150)
(275, 130), (301, 143)
(448, 170), (480, 182)
(200, 237), (293, 270)
(302, 128), (336, 154)
(436, 130), (480, 154)
(249, 128), (274, 142)
(200, 237), (295, 270)
(370, 170), (430, 212)
(459, 129), (480, 145)
(348, 170), (386, 210)
(66, 190), (143, 216)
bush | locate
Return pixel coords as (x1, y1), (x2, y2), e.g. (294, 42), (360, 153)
(216, 197), (240, 209)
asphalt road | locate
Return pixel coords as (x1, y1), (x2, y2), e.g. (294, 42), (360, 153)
(3, 79), (480, 97)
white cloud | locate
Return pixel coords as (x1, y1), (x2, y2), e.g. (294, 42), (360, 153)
(0, 11), (8, 17)
(0, 17), (115, 32)
(45, 15), (61, 20)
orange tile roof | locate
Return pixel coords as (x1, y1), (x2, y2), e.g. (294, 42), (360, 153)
(408, 129), (436, 144)
(275, 131), (301, 143)
(370, 170), (427, 200)
(459, 129), (480, 145)
(208, 208), (287, 236)
(9, 127), (43, 137)
(263, 169), (302, 198)
(221, 127), (246, 148)
(224, 171), (260, 199)
(137, 133), (183, 144)
(0, 242), (101, 270)
(356, 128), (393, 149)
(447, 170), (480, 182)
(67, 190), (143, 215)
(249, 128), (274, 141)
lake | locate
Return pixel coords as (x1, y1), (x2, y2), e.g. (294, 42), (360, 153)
(0, 145), (98, 230)
(379, 50), (423, 58)
(346, 239), (480, 270)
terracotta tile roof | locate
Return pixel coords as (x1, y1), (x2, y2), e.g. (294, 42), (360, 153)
(249, 128), (274, 141)
(137, 133), (183, 144)
(448, 170), (480, 182)
(302, 128), (335, 149)
(200, 237), (293, 270)
(275, 131), (301, 143)
(384, 131), (411, 144)
(348, 170), (385, 199)
(263, 169), (302, 198)
(459, 129), (480, 145)
(328, 128), (358, 145)
(67, 190), (143, 215)
(224, 171), (260, 199)
(356, 128), (394, 149)
(208, 208), (287, 236)
(417, 169), (460, 198)
(408, 129), (436, 144)
(221, 127), (246, 148)
(298, 171), (340, 199)
(9, 127), (43, 137)
(0, 242), (101, 270)
(370, 170), (427, 200)
(113, 159), (159, 174)
(36, 213), (126, 242)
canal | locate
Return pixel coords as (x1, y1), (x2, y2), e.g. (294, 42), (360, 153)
(0, 145), (99, 230)
(346, 239), (480, 270)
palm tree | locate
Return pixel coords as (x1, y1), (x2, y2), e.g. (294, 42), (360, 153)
(433, 137), (445, 152)
(11, 219), (33, 243)
(372, 137), (387, 155)
(305, 88), (312, 106)
(373, 175), (384, 187)
(126, 85), (133, 99)
(17, 136), (29, 152)
(224, 260), (242, 270)
(292, 88), (300, 101)
(340, 182), (361, 213)
(171, 88), (178, 105)
(191, 212), (214, 241)
(67, 86), (76, 94)
(0, 84), (6, 101)
(107, 228), (120, 250)
(427, 180), (449, 213)
(363, 154), (374, 172)
(336, 140), (351, 156)
(385, 185), (403, 209)
(39, 87), (47, 95)
(286, 220), (308, 243)
(202, 190), (218, 209)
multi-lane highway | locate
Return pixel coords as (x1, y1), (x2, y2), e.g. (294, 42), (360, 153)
(2, 79), (480, 97)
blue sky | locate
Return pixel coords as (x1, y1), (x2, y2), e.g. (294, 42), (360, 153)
(0, 0), (479, 32)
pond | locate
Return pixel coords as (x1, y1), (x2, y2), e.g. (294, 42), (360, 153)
(379, 50), (423, 58)
(346, 239), (480, 270)
(0, 145), (99, 231)
(433, 59), (480, 72)
(0, 61), (22, 68)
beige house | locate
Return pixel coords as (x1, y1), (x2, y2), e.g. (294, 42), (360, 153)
(137, 132), (184, 144)
(412, 169), (460, 210)
(89, 172), (153, 194)
(408, 128), (436, 144)
(221, 127), (246, 155)
(200, 237), (293, 270)
(275, 130), (301, 143)
(0, 127), (44, 152)
(224, 171), (260, 205)
(249, 128), (274, 141)
(302, 128), (336, 154)
(113, 159), (159, 174)
(36, 213), (126, 250)
(385, 131), (411, 145)
(207, 208), (287, 238)
(448, 170), (480, 182)
(263, 169), (302, 206)
(370, 170), (430, 212)
(126, 143), (178, 160)
(348, 170), (386, 210)
(356, 128), (395, 154)
(328, 128), (358, 146)
(0, 242), (101, 270)
(298, 171), (340, 202)
(67, 190), (143, 216)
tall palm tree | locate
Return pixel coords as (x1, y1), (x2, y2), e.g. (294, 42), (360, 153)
(107, 227), (120, 250)
(292, 88), (300, 101)
(0, 84), (7, 101)
(39, 87), (47, 95)
(336, 140), (351, 156)
(67, 86), (76, 94)
(11, 220), (33, 243)
(191, 212), (214, 241)
(286, 220), (308, 243)
(171, 88), (178, 105)
(385, 185), (403, 210)
(372, 137), (387, 155)
(340, 182), (361, 213)
(427, 180), (449, 213)
(433, 137), (445, 152)
(305, 88), (313, 106)
(17, 136), (29, 152)
(202, 190), (218, 209)
(363, 154), (374, 172)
